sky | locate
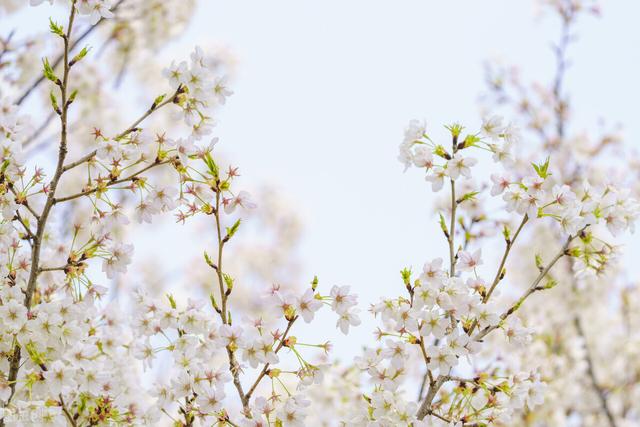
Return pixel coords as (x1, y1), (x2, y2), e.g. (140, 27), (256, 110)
(7, 0), (640, 360)
(171, 1), (640, 356)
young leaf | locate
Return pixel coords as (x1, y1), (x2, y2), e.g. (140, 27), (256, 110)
(502, 224), (511, 243)
(151, 94), (166, 110)
(223, 273), (234, 292)
(439, 213), (449, 237)
(69, 46), (91, 66)
(457, 191), (480, 204)
(400, 267), (411, 285)
(49, 91), (60, 114)
(166, 293), (177, 309)
(203, 153), (219, 178)
(532, 156), (551, 179)
(225, 219), (241, 240)
(49, 19), (64, 37)
(42, 58), (57, 83)
(68, 89), (78, 105)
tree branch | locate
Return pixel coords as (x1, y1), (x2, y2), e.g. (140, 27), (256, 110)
(574, 316), (618, 427)
(61, 85), (182, 173)
(244, 318), (297, 404)
(2, 2), (79, 419)
(473, 228), (584, 342)
(54, 158), (172, 204)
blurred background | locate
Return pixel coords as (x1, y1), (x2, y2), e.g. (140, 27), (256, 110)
(5, 0), (640, 363)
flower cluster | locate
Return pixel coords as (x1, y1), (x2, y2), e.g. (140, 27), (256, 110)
(2, 0), (640, 426)
(126, 280), (358, 426)
(0, 284), (151, 425)
(477, 2), (640, 426)
(332, 119), (637, 425)
(0, 99), (30, 223)
(1, 2), (362, 425)
(30, 0), (114, 25)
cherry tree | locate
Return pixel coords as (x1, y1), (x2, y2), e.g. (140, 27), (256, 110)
(0, 1), (638, 426)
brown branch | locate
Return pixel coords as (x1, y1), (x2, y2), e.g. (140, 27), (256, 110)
(8, 186), (40, 221)
(473, 228), (584, 342)
(210, 187), (249, 409)
(62, 85), (182, 173)
(13, 211), (35, 241)
(448, 179), (457, 277)
(38, 265), (68, 273)
(59, 395), (78, 427)
(54, 158), (172, 204)
(417, 135), (459, 419)
(0, 30), (16, 64)
(3, 2), (79, 419)
(466, 214), (529, 336)
(244, 318), (297, 404)
(417, 228), (583, 421)
(574, 316), (618, 427)
(416, 375), (447, 420)
(484, 214), (528, 302)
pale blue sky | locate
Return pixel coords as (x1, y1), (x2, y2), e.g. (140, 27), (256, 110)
(174, 1), (640, 355)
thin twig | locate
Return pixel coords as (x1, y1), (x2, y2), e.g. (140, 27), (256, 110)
(23, 111), (56, 148)
(211, 188), (248, 410)
(466, 214), (529, 336)
(574, 316), (618, 427)
(13, 211), (35, 241)
(59, 395), (78, 427)
(244, 318), (297, 403)
(473, 228), (585, 342)
(417, 228), (583, 421)
(416, 375), (447, 420)
(0, 30), (16, 64)
(3, 2), (79, 419)
(54, 158), (172, 204)
(484, 214), (528, 302)
(62, 85), (182, 173)
(416, 134), (458, 420)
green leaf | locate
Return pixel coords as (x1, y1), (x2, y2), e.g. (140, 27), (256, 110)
(209, 293), (219, 311)
(151, 94), (166, 110)
(225, 219), (241, 240)
(68, 89), (78, 104)
(458, 191), (480, 204)
(535, 254), (544, 271)
(49, 19), (64, 37)
(166, 293), (177, 309)
(223, 273), (234, 291)
(203, 251), (215, 268)
(400, 267), (411, 285)
(203, 153), (219, 178)
(461, 134), (481, 149)
(69, 46), (91, 66)
(445, 123), (464, 137)
(42, 57), (57, 83)
(49, 91), (60, 114)
(439, 213), (449, 237)
(531, 156), (551, 179)
(502, 224), (511, 242)
(544, 278), (558, 289)
(434, 144), (451, 160)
